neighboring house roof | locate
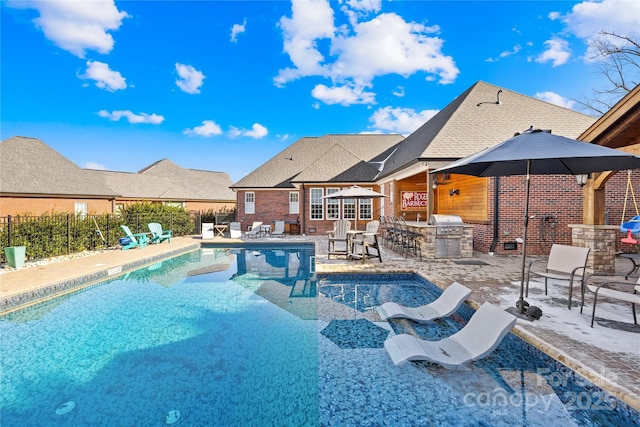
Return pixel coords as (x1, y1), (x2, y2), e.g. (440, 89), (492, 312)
(231, 134), (404, 188)
(1, 136), (235, 202)
(139, 159), (236, 201)
(378, 81), (598, 179)
(0, 136), (115, 197)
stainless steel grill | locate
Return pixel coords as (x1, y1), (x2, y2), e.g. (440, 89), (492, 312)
(428, 215), (464, 258)
(428, 214), (464, 235)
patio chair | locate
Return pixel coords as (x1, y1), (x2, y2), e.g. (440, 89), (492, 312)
(327, 219), (351, 259)
(148, 222), (172, 244)
(271, 220), (286, 238)
(376, 281), (472, 323)
(119, 225), (148, 250)
(525, 244), (590, 309)
(581, 274), (640, 327)
(349, 220), (382, 263)
(383, 302), (516, 368)
(245, 221), (264, 238)
(229, 222), (242, 238)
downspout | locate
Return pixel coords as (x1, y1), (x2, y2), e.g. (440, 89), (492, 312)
(301, 183), (306, 235)
(489, 176), (499, 254)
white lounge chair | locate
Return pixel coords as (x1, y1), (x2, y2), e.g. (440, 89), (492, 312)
(327, 220), (351, 259)
(229, 222), (242, 239)
(271, 220), (286, 238)
(383, 302), (516, 368)
(245, 221), (264, 238)
(376, 281), (471, 323)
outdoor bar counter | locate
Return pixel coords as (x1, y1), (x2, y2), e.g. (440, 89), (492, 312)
(404, 221), (474, 259)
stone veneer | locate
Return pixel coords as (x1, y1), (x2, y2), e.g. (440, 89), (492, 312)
(406, 224), (474, 259)
(569, 224), (618, 273)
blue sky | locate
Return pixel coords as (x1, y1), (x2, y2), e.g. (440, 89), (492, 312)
(2, 0), (637, 183)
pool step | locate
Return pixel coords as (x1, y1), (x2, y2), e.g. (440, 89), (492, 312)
(290, 279), (316, 298)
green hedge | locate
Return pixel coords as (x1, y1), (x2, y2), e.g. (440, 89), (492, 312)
(1, 203), (194, 262)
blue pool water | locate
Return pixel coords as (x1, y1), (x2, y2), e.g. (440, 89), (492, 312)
(1, 244), (638, 426)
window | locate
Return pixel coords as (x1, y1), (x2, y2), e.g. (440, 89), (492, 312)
(164, 201), (184, 208)
(343, 197), (355, 220)
(289, 192), (299, 214)
(245, 192), (255, 214)
(310, 188), (323, 220)
(359, 198), (372, 220)
(74, 202), (88, 218)
(115, 203), (125, 215)
(326, 188), (340, 219)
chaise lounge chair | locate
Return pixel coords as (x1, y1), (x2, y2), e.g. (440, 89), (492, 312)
(229, 222), (242, 238)
(271, 220), (286, 238)
(119, 225), (148, 250)
(245, 221), (264, 238)
(148, 222), (172, 244)
(376, 281), (472, 323)
(383, 302), (516, 368)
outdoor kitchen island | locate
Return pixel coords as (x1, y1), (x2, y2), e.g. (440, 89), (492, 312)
(405, 215), (474, 259)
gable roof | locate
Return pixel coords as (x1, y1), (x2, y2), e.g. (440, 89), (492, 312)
(231, 134), (403, 188)
(0, 136), (116, 197)
(378, 81), (598, 179)
(1, 136), (235, 202)
(139, 159), (235, 201)
(81, 160), (236, 202)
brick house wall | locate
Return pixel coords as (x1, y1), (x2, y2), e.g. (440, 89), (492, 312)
(0, 197), (113, 216)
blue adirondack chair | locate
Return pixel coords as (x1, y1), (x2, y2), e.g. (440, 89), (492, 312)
(148, 222), (172, 244)
(120, 225), (148, 250)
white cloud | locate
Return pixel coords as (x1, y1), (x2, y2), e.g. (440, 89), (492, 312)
(500, 44), (522, 58)
(311, 83), (376, 105)
(231, 19), (246, 42)
(7, 0), (129, 58)
(183, 120), (223, 137)
(535, 91), (576, 109)
(392, 86), (405, 97)
(175, 63), (206, 94)
(78, 61), (126, 91)
(97, 110), (164, 124)
(228, 123), (269, 139)
(553, 0), (639, 60)
(369, 106), (438, 135)
(275, 1), (459, 106)
(535, 38), (571, 67)
(84, 161), (106, 170)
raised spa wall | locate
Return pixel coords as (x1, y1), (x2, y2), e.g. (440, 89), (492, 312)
(404, 222), (474, 259)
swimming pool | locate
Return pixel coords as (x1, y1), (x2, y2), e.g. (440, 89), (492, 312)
(1, 244), (638, 426)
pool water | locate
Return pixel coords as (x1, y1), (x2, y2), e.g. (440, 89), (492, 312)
(1, 245), (638, 426)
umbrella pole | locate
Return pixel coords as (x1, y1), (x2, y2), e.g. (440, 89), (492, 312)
(518, 162), (531, 314)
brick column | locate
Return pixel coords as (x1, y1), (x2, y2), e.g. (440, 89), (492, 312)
(569, 224), (618, 273)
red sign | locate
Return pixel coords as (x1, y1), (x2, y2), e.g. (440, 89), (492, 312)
(401, 191), (427, 210)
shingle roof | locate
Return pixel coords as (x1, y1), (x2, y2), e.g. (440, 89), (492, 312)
(378, 81), (598, 178)
(82, 160), (236, 201)
(1, 136), (235, 202)
(231, 134), (404, 188)
(139, 159), (235, 201)
(0, 136), (116, 197)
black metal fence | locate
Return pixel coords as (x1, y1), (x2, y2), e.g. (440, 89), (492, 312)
(0, 210), (235, 263)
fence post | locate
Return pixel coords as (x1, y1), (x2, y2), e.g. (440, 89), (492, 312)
(7, 215), (12, 247)
(67, 214), (71, 255)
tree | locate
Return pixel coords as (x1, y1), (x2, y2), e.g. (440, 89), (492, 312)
(577, 31), (640, 116)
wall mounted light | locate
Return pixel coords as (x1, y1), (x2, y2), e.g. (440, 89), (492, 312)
(575, 174), (590, 187)
(449, 189), (460, 196)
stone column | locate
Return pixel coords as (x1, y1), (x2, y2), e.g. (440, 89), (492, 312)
(569, 224), (618, 273)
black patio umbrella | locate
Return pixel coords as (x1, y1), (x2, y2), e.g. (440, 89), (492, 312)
(323, 185), (388, 230)
(433, 128), (640, 314)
